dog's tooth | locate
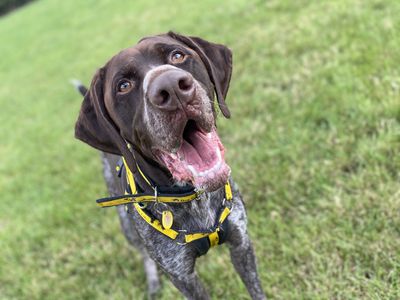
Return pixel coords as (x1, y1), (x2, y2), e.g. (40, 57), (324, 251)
(187, 165), (198, 177)
(215, 147), (221, 161)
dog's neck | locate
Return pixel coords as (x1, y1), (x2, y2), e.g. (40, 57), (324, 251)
(128, 148), (176, 192)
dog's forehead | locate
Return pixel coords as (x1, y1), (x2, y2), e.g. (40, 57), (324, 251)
(136, 35), (180, 48)
(105, 47), (143, 77)
(105, 35), (186, 78)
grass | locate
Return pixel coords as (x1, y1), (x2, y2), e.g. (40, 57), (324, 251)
(0, 0), (399, 299)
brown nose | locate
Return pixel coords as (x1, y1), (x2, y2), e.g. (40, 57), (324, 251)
(147, 70), (195, 111)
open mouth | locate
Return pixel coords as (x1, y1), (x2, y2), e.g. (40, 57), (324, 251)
(157, 120), (230, 191)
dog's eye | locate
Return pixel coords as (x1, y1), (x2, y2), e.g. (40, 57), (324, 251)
(171, 51), (186, 63)
(118, 80), (134, 93)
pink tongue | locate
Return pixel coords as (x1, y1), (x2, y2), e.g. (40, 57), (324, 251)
(180, 131), (216, 171)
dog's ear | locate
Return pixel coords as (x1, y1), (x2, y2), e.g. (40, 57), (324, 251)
(168, 32), (233, 118)
(74, 68), (121, 155)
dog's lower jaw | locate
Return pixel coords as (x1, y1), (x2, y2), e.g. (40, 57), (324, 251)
(174, 166), (231, 193)
(188, 159), (231, 192)
(156, 129), (231, 192)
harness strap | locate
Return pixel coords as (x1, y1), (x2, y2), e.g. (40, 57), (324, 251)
(190, 214), (231, 256)
(97, 157), (203, 207)
(95, 157), (233, 251)
(96, 192), (202, 207)
(133, 202), (179, 239)
(184, 204), (231, 243)
(123, 157), (234, 245)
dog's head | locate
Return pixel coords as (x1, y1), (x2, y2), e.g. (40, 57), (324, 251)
(75, 32), (233, 192)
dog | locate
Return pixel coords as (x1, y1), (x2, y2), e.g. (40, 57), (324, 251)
(74, 32), (265, 300)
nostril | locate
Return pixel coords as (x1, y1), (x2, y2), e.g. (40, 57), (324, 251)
(156, 90), (170, 106)
(178, 77), (193, 92)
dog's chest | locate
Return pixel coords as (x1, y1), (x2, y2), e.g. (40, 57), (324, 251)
(149, 189), (224, 232)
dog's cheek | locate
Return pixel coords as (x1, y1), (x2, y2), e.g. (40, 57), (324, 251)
(104, 93), (131, 130)
(134, 128), (155, 157)
(191, 60), (215, 97)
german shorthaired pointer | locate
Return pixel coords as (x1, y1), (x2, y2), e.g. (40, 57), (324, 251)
(74, 32), (265, 300)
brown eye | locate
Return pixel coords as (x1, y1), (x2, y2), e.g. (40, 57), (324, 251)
(171, 51), (185, 63)
(118, 80), (133, 93)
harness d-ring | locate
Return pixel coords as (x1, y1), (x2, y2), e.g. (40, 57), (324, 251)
(153, 187), (162, 213)
(154, 187), (158, 202)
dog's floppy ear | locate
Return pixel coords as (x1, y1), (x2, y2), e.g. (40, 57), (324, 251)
(75, 68), (121, 155)
(75, 68), (144, 180)
(168, 32), (233, 118)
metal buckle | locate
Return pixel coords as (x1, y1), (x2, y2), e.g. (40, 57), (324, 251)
(176, 231), (187, 245)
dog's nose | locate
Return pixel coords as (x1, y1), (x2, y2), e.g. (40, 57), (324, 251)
(147, 70), (195, 111)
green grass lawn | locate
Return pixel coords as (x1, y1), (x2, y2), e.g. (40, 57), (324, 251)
(1, 0), (399, 299)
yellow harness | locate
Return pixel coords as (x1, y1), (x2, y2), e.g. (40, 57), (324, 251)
(96, 158), (233, 252)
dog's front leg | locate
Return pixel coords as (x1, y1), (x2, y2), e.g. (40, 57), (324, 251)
(227, 194), (266, 300)
(229, 235), (266, 300)
(147, 245), (209, 299)
(117, 206), (161, 299)
(166, 270), (210, 300)
(101, 153), (161, 297)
